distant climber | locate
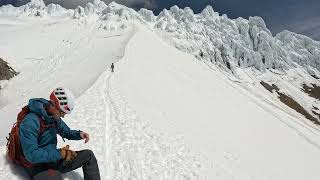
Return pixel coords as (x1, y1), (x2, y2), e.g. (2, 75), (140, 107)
(199, 50), (204, 58)
(111, 63), (114, 72)
(6, 87), (101, 180)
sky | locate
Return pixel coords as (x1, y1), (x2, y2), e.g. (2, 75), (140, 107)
(0, 0), (319, 40)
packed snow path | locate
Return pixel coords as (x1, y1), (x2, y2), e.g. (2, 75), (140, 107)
(0, 22), (202, 179)
(67, 25), (202, 179)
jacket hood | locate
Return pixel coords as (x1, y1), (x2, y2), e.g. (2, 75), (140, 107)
(27, 98), (56, 123)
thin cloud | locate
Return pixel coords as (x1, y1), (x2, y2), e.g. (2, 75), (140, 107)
(258, 1), (320, 40)
(290, 17), (320, 40)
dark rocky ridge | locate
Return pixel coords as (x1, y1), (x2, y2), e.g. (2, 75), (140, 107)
(0, 58), (18, 89)
(260, 81), (320, 125)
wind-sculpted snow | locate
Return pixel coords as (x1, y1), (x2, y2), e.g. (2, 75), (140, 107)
(153, 6), (292, 73)
(47, 4), (67, 15)
(72, 6), (85, 19)
(276, 30), (320, 74)
(138, 8), (155, 23)
(0, 4), (19, 16)
(82, 3), (320, 75)
(73, 0), (107, 18)
(0, 0), (71, 17)
(156, 6), (320, 75)
(100, 2), (146, 24)
(1, 1), (319, 75)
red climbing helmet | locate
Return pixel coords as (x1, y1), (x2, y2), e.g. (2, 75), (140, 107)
(50, 87), (75, 114)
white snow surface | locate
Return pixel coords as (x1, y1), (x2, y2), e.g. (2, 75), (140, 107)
(1, 1), (320, 180)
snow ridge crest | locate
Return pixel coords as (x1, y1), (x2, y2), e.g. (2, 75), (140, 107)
(0, 1), (319, 75)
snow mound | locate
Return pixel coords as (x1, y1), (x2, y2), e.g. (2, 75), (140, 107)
(72, 6), (86, 19)
(0, 0), (71, 17)
(0, 4), (20, 16)
(72, 0), (107, 18)
(17, 0), (46, 17)
(99, 2), (146, 31)
(138, 8), (156, 23)
(47, 4), (71, 16)
(276, 30), (320, 75)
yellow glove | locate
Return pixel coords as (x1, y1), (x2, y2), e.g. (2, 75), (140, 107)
(60, 145), (77, 161)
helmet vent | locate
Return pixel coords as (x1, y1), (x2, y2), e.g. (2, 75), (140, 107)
(58, 97), (67, 100)
(55, 92), (65, 95)
(60, 102), (67, 105)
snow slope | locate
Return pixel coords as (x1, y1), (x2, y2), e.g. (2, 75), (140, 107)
(0, 11), (133, 180)
(0, 12), (134, 143)
(1, 1), (320, 180)
(114, 24), (320, 180)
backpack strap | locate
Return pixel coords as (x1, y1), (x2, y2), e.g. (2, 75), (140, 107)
(38, 117), (56, 135)
(7, 106), (57, 168)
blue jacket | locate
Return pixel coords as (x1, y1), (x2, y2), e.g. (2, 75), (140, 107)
(19, 98), (82, 164)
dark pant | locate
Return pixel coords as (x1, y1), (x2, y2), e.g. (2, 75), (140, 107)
(26, 150), (101, 180)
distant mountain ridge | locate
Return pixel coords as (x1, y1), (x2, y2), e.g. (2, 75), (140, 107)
(1, 0), (319, 77)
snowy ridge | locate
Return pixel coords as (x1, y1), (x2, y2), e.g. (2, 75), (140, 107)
(0, 21), (204, 180)
(78, 2), (320, 123)
(112, 24), (320, 180)
(103, 28), (204, 179)
(136, 4), (320, 124)
(72, 0), (107, 18)
(1, 2), (320, 180)
(99, 3), (320, 76)
(153, 6), (320, 76)
(276, 30), (320, 74)
(97, 2), (317, 76)
(0, 0), (72, 17)
(1, 0), (319, 75)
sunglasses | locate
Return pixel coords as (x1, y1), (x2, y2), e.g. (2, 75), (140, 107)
(49, 101), (66, 116)
(59, 109), (66, 116)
